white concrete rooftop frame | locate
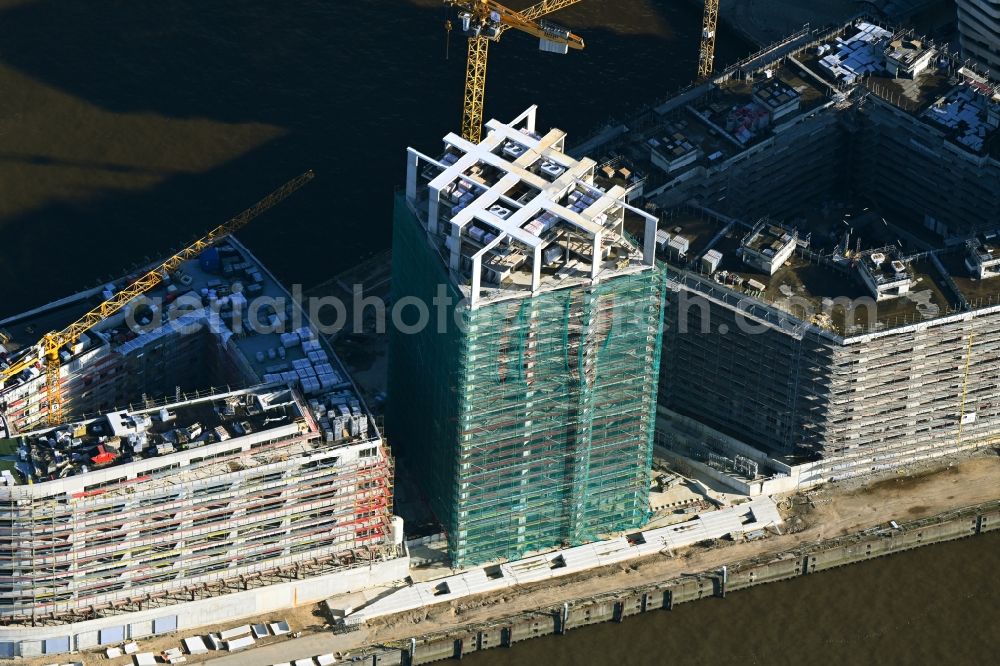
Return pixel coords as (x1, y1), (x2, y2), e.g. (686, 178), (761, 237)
(406, 106), (658, 308)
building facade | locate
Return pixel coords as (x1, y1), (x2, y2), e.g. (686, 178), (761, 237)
(660, 267), (1000, 486)
(1, 387), (395, 620)
(568, 19), (1000, 492)
(0, 240), (403, 656)
(388, 108), (665, 566)
(958, 0), (1000, 78)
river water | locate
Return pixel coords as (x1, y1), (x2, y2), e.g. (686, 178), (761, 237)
(0, 0), (748, 317)
(0, 2), (996, 661)
(456, 532), (1000, 665)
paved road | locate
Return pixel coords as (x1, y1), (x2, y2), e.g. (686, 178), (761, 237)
(205, 629), (375, 666)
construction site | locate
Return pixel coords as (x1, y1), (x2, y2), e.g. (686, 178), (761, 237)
(563, 18), (1000, 493)
(0, 178), (404, 658)
(389, 106), (666, 567)
(2, 0), (1000, 661)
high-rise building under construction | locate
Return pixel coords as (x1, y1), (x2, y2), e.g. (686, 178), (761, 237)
(388, 107), (665, 567)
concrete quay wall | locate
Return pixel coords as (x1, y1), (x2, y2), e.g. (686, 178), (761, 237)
(360, 501), (1000, 665)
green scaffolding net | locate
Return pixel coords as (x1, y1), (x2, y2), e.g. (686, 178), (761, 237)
(388, 196), (665, 566)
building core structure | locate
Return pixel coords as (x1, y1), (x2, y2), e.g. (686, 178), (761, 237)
(0, 239), (403, 658)
(389, 107), (666, 567)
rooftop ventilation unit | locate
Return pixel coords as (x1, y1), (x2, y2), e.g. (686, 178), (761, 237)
(870, 252), (886, 267)
(540, 161), (565, 178)
(543, 244), (564, 265)
(891, 260), (906, 275)
(538, 212), (559, 234)
(523, 219), (544, 236)
(655, 229), (671, 250)
(503, 142), (526, 158)
(539, 20), (571, 54)
(489, 205), (512, 220)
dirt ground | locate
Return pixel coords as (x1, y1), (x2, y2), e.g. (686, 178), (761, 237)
(368, 453), (1000, 637)
(23, 451), (1000, 665)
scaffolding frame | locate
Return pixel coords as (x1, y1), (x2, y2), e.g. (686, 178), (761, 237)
(0, 426), (394, 625)
(388, 196), (665, 566)
(661, 270), (1000, 479)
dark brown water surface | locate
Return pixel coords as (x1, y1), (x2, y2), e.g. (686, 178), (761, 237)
(0, 0), (748, 317)
(453, 532), (1000, 666)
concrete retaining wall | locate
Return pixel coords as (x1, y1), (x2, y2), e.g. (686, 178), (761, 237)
(0, 556), (409, 658)
(360, 502), (1000, 665)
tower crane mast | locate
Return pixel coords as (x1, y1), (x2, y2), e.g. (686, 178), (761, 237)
(698, 0), (720, 79)
(446, 0), (585, 144)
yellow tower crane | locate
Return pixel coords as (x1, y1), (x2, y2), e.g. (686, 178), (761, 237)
(0, 170), (315, 427)
(697, 0), (720, 79)
(445, 0), (585, 144)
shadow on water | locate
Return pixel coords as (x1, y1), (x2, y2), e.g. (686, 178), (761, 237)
(0, 0), (750, 317)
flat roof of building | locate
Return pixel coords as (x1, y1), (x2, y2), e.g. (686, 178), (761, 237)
(2, 382), (379, 488)
(89, 240), (353, 390)
(754, 77), (802, 112)
(593, 155), (645, 194)
(652, 206), (964, 336)
(857, 247), (912, 288)
(3, 386), (300, 486)
(1, 238), (376, 439)
(646, 113), (735, 176)
(922, 81), (1000, 156)
(703, 66), (829, 140)
(643, 210), (729, 262)
(802, 21), (1000, 156)
(597, 19), (998, 204)
(714, 247), (952, 335)
(596, 62), (834, 201)
(938, 246), (1000, 307)
(742, 222), (797, 256)
(885, 36), (933, 68)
